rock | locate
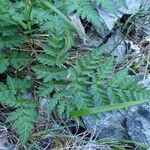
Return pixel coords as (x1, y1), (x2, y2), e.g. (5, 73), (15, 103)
(83, 110), (128, 139)
(99, 147), (112, 150)
(126, 103), (150, 146)
(126, 75), (150, 147)
(97, 9), (121, 31)
(104, 31), (126, 60)
(139, 75), (150, 89)
(69, 14), (87, 44)
(23, 92), (33, 99)
(97, 0), (149, 30)
(84, 145), (112, 150)
(82, 142), (98, 150)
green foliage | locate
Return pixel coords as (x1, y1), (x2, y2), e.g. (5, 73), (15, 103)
(33, 14), (74, 117)
(66, 0), (102, 27)
(9, 51), (32, 69)
(0, 0), (149, 146)
(0, 51), (32, 72)
(0, 0), (126, 50)
(0, 53), (9, 73)
(0, 76), (37, 144)
(69, 48), (150, 116)
(6, 105), (37, 144)
(66, 0), (127, 28)
(0, 0), (27, 49)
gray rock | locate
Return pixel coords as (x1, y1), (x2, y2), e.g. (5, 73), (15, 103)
(83, 145), (112, 150)
(99, 147), (112, 150)
(126, 103), (150, 146)
(83, 110), (128, 139)
(97, 0), (149, 30)
(104, 31), (126, 60)
(139, 75), (150, 89)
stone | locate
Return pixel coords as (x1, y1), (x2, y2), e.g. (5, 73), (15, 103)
(139, 75), (150, 90)
(97, 9), (121, 31)
(69, 13), (87, 43)
(83, 110), (128, 139)
(100, 147), (112, 150)
(97, 0), (149, 31)
(84, 145), (112, 150)
(126, 75), (150, 147)
(104, 31), (126, 60)
(126, 103), (150, 146)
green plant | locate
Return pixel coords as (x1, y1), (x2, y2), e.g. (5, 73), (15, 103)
(0, 76), (38, 144)
(0, 0), (149, 146)
(33, 14), (75, 117)
(69, 47), (150, 116)
(0, 0), (28, 49)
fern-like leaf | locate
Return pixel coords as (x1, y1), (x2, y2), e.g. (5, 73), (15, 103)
(0, 83), (17, 107)
(69, 47), (105, 108)
(0, 76), (38, 143)
(69, 45), (150, 116)
(33, 65), (68, 82)
(7, 76), (33, 94)
(6, 97), (38, 144)
(0, 53), (9, 73)
(39, 80), (68, 96)
(33, 15), (73, 117)
(66, 0), (101, 27)
(9, 51), (32, 70)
